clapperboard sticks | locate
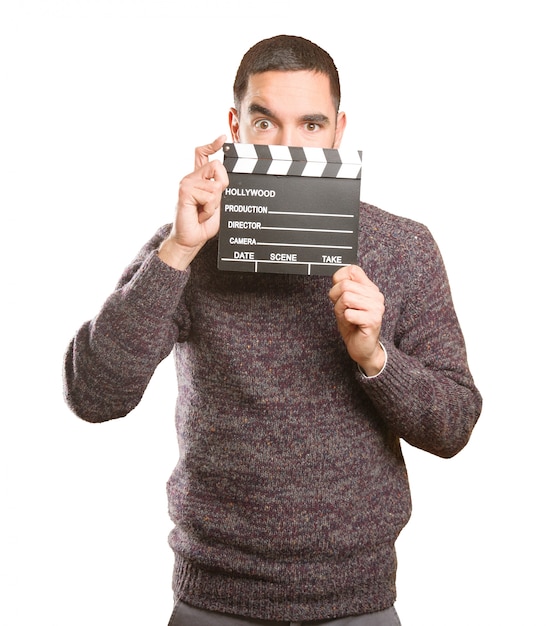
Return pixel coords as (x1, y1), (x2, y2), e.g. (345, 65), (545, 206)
(222, 143), (362, 179)
(218, 143), (363, 277)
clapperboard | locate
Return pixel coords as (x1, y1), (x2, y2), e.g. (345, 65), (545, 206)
(217, 143), (362, 276)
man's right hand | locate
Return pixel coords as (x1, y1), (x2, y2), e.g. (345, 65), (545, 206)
(158, 135), (229, 270)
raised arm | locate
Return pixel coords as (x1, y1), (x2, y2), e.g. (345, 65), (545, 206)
(63, 137), (229, 422)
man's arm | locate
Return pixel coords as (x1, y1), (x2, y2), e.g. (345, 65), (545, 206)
(63, 231), (189, 422)
(330, 235), (482, 459)
(63, 138), (229, 422)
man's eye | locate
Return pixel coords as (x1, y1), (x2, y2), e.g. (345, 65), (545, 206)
(254, 119), (273, 130)
(305, 122), (320, 132)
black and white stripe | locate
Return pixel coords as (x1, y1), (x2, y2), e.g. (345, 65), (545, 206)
(222, 143), (362, 179)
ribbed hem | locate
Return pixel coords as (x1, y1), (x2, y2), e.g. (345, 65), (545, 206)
(171, 546), (397, 622)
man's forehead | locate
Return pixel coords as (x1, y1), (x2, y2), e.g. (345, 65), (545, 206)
(245, 69), (331, 86)
(240, 70), (334, 110)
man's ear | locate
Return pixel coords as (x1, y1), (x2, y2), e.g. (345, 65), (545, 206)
(229, 108), (240, 142)
(333, 111), (347, 149)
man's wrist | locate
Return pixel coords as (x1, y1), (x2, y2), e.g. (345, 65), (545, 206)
(358, 341), (387, 379)
(157, 237), (201, 271)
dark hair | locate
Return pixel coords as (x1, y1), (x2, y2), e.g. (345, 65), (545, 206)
(233, 35), (341, 113)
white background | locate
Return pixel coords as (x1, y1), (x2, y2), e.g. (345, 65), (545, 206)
(1, 1), (553, 624)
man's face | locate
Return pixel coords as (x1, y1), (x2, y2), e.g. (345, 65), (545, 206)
(229, 70), (346, 149)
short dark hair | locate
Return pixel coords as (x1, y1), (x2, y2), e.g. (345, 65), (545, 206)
(233, 35), (341, 113)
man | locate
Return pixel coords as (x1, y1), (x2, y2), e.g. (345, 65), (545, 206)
(64, 35), (482, 625)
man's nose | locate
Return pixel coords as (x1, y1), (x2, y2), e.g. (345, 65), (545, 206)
(274, 127), (297, 147)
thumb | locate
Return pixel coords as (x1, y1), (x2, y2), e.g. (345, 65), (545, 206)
(194, 135), (227, 170)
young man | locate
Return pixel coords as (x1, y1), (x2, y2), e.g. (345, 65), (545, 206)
(64, 35), (482, 625)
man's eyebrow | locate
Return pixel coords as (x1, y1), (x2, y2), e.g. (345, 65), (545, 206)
(247, 104), (331, 125)
(248, 103), (274, 117)
(300, 113), (331, 125)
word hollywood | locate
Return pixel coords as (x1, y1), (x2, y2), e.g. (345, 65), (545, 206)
(225, 187), (276, 198)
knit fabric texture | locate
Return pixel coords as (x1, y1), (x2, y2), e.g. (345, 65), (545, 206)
(64, 202), (482, 621)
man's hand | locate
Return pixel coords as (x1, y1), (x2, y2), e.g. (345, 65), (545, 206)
(329, 265), (386, 376)
(158, 135), (229, 270)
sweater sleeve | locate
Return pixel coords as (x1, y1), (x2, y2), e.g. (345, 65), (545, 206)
(357, 225), (482, 458)
(63, 226), (191, 423)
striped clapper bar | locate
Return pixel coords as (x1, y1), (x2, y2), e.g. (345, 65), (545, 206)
(217, 143), (362, 276)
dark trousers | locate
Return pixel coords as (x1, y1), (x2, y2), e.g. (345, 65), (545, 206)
(168, 601), (402, 626)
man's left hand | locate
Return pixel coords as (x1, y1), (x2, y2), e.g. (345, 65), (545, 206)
(329, 265), (386, 376)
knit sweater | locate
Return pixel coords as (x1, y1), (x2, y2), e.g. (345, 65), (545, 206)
(63, 202), (482, 621)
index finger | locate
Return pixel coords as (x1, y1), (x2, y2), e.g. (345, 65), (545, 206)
(331, 264), (372, 286)
(194, 135), (227, 170)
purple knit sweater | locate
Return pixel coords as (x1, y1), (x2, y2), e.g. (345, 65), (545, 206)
(63, 202), (482, 621)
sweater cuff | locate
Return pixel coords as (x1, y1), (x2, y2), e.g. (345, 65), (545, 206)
(121, 250), (189, 318)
